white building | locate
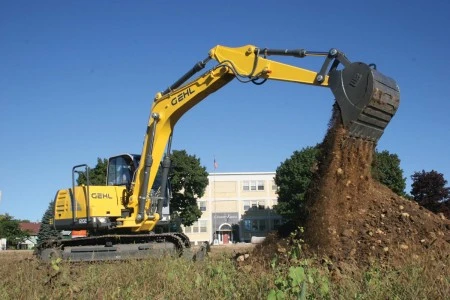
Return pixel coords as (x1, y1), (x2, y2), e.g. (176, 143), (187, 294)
(182, 172), (282, 245)
(0, 238), (6, 250)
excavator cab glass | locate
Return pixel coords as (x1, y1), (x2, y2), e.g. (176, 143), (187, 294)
(107, 154), (139, 187)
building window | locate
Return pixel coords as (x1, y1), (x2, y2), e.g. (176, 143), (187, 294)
(199, 220), (207, 233)
(198, 201), (206, 211)
(257, 200), (265, 209)
(252, 220), (258, 231)
(243, 219), (269, 232)
(187, 222), (198, 233)
(244, 219), (252, 231)
(259, 220), (266, 231)
(257, 181), (264, 191)
(243, 200), (265, 211)
(273, 219), (281, 230)
(243, 180), (265, 191)
(185, 220), (208, 233)
(272, 181), (277, 191)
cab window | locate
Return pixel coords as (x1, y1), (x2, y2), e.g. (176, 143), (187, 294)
(108, 156), (133, 186)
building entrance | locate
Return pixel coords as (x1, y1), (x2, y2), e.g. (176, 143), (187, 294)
(215, 223), (232, 244)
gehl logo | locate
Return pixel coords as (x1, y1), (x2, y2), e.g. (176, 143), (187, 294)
(91, 193), (113, 199)
(171, 87), (195, 106)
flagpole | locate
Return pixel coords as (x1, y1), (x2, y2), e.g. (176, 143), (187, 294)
(213, 156), (217, 244)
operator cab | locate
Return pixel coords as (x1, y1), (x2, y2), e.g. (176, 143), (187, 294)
(107, 154), (140, 187)
(107, 153), (170, 218)
(106, 153), (164, 192)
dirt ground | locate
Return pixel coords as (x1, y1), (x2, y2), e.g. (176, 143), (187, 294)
(250, 106), (450, 268)
(208, 243), (255, 258)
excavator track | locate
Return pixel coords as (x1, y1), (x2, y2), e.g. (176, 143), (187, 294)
(37, 233), (190, 262)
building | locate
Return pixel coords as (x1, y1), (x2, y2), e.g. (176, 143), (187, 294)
(0, 238), (6, 250)
(182, 172), (282, 245)
(18, 222), (41, 249)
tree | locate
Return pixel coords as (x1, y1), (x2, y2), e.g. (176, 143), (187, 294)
(372, 149), (406, 196)
(0, 214), (29, 248)
(77, 158), (108, 186)
(169, 150), (209, 226)
(274, 146), (321, 220)
(411, 170), (450, 213)
(275, 147), (407, 222)
(37, 201), (61, 244)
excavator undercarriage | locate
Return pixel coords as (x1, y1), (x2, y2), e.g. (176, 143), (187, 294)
(37, 232), (209, 262)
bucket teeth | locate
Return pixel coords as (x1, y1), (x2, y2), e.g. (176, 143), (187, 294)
(329, 62), (400, 142)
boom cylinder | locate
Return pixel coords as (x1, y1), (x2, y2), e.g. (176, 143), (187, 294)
(157, 155), (171, 217)
(162, 57), (210, 95)
(258, 48), (329, 58)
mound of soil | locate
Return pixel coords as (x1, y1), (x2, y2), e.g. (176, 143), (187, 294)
(303, 106), (450, 266)
(248, 106), (449, 269)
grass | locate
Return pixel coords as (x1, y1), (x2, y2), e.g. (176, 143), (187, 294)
(0, 248), (448, 299)
(330, 257), (449, 300)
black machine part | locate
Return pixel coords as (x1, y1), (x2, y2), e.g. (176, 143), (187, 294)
(36, 232), (209, 262)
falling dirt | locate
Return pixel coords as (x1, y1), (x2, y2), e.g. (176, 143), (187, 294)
(303, 105), (450, 266)
(251, 105), (450, 268)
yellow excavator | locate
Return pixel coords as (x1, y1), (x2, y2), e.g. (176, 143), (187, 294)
(37, 45), (400, 261)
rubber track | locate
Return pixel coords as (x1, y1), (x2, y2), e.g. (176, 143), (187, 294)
(37, 233), (186, 258)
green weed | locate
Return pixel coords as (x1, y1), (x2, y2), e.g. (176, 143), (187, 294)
(267, 227), (331, 300)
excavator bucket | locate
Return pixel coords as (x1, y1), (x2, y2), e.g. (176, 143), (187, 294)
(328, 62), (400, 142)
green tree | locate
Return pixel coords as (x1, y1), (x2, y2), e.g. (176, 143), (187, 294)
(372, 149), (406, 196)
(37, 201), (61, 244)
(0, 214), (29, 248)
(169, 150), (209, 226)
(77, 157), (108, 186)
(274, 146), (321, 220)
(275, 147), (407, 222)
(411, 170), (450, 213)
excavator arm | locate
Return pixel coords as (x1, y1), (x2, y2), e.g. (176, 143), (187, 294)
(126, 44), (400, 232)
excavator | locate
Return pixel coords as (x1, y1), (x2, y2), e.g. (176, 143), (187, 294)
(36, 45), (400, 261)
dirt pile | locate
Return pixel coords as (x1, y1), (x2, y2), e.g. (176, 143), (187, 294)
(304, 106), (450, 265)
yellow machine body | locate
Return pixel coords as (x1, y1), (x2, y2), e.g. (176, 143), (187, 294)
(53, 184), (160, 232)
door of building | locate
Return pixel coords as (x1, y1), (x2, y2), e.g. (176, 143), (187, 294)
(222, 232), (230, 244)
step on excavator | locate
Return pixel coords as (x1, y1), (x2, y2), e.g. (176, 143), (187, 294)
(36, 45), (400, 261)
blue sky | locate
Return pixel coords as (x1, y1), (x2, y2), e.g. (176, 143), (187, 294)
(1, 0), (449, 221)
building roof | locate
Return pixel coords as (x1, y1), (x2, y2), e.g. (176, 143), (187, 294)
(20, 222), (41, 235)
(209, 171), (275, 176)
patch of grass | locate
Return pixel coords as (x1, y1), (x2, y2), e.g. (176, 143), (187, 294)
(334, 255), (450, 300)
(0, 248), (448, 299)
